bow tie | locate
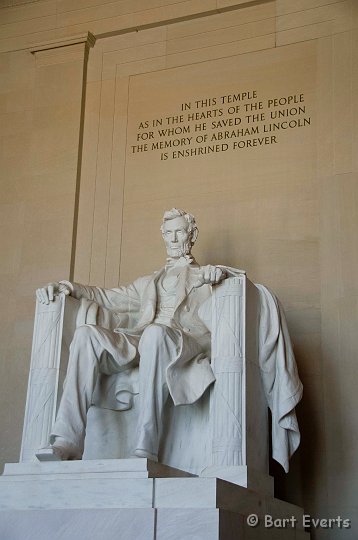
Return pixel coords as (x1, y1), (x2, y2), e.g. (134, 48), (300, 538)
(165, 255), (193, 270)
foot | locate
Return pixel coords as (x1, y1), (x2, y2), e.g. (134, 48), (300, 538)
(36, 444), (82, 462)
(133, 448), (158, 462)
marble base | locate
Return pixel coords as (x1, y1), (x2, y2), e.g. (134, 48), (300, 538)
(0, 509), (155, 540)
(0, 459), (310, 539)
(3, 457), (193, 479)
(200, 465), (274, 496)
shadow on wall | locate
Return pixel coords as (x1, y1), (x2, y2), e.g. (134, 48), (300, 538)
(272, 341), (327, 533)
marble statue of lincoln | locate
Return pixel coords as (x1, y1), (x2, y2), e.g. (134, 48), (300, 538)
(36, 208), (227, 461)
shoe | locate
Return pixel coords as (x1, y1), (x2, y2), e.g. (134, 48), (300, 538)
(36, 445), (81, 462)
(133, 448), (158, 462)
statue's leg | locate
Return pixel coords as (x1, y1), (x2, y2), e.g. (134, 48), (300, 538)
(134, 324), (181, 462)
(39, 325), (139, 461)
(49, 325), (103, 457)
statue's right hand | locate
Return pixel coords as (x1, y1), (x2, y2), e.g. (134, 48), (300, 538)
(36, 282), (71, 305)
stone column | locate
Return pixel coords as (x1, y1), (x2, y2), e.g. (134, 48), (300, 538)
(29, 32), (95, 280)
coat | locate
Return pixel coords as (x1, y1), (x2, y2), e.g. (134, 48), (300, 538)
(68, 258), (216, 406)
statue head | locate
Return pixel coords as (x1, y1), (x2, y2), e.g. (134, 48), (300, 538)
(161, 208), (198, 259)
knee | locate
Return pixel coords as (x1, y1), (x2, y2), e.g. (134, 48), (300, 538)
(71, 325), (96, 347)
(139, 324), (168, 349)
(69, 325), (99, 368)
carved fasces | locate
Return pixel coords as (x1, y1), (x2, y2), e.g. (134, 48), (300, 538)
(210, 276), (245, 467)
(20, 295), (66, 462)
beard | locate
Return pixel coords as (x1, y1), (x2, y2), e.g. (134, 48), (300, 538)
(166, 241), (192, 258)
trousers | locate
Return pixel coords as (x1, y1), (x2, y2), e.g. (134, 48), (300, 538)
(50, 323), (181, 458)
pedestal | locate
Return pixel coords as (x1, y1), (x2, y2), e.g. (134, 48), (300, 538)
(0, 459), (310, 540)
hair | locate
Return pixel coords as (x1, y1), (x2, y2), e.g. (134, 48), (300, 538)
(160, 208), (199, 244)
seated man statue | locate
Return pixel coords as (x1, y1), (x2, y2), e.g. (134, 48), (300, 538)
(36, 208), (227, 462)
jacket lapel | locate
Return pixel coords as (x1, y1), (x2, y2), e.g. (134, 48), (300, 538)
(136, 268), (164, 328)
(174, 262), (200, 311)
(173, 265), (189, 311)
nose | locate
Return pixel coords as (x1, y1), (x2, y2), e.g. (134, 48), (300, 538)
(170, 231), (178, 243)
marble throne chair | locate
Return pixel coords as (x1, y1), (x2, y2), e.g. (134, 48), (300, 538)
(19, 273), (272, 492)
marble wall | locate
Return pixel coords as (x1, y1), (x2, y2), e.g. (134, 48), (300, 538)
(0, 1), (357, 538)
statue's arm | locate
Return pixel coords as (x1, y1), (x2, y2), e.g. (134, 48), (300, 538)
(35, 279), (141, 312)
(68, 280), (141, 311)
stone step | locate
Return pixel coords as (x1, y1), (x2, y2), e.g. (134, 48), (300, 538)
(2, 458), (193, 479)
(155, 478), (305, 528)
(3, 459), (274, 496)
(0, 473), (305, 532)
(0, 507), (311, 540)
(201, 464), (274, 496)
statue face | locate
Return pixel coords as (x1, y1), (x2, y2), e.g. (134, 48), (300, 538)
(162, 216), (192, 258)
